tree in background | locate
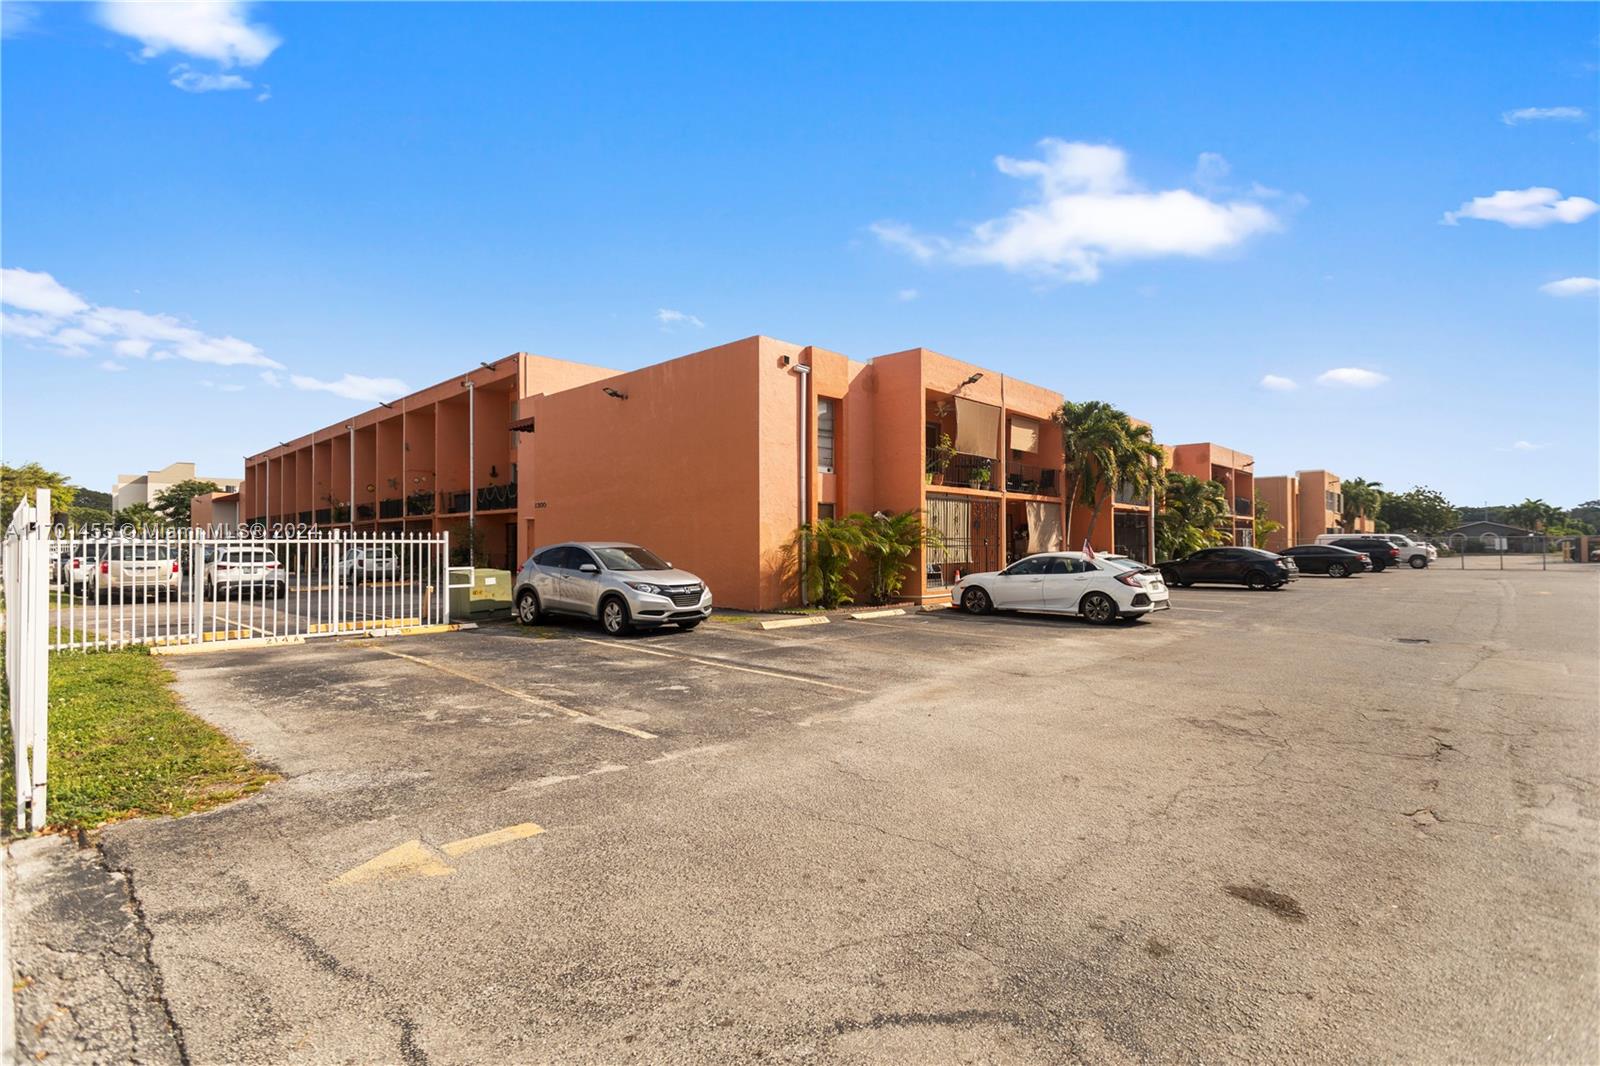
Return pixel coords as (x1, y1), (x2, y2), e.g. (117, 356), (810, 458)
(152, 479), (222, 526)
(1156, 472), (1229, 560)
(1503, 498), (1563, 532)
(855, 509), (942, 605)
(1379, 487), (1458, 534)
(1, 461), (77, 515)
(1053, 400), (1166, 544)
(1340, 477), (1384, 528)
(115, 502), (166, 529)
(72, 487), (113, 511)
(1254, 496), (1281, 541)
(1567, 500), (1600, 532)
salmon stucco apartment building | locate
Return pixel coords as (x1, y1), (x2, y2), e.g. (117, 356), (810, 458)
(1166, 442), (1255, 547)
(239, 336), (1159, 610)
(1256, 469), (1369, 551)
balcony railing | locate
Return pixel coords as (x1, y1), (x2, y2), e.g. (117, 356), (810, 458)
(406, 490), (435, 516)
(356, 503), (375, 521)
(1235, 497), (1252, 516)
(477, 482), (517, 511)
(1004, 462), (1058, 495)
(443, 490), (471, 515)
(379, 498), (403, 520)
(938, 454), (997, 490)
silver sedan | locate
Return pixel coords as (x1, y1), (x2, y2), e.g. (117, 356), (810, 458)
(512, 541), (712, 635)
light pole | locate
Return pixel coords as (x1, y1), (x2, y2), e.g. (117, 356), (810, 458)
(462, 378), (476, 566)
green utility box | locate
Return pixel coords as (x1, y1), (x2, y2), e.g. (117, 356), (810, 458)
(448, 568), (513, 620)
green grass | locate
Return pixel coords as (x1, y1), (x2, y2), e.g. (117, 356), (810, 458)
(1, 644), (276, 834)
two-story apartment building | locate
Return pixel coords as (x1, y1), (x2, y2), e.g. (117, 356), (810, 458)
(1257, 469), (1345, 550)
(1166, 442), (1255, 546)
(240, 336), (1159, 610)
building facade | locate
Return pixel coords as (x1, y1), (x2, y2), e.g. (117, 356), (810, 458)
(240, 337), (1158, 610)
(1166, 442), (1255, 546)
(113, 462), (242, 513)
(1257, 469), (1346, 550)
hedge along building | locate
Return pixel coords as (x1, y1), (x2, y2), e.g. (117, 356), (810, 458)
(240, 336), (1158, 610)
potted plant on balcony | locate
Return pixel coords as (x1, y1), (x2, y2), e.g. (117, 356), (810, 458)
(927, 433), (957, 485)
(969, 464), (992, 490)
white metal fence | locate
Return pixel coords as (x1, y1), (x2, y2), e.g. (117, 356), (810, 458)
(48, 526), (452, 651)
(5, 490), (51, 830)
(4, 488), (456, 830)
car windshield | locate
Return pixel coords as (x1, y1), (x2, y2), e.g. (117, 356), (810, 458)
(594, 545), (669, 571)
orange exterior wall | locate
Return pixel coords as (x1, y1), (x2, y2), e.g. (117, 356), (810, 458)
(189, 491), (239, 531)
(1168, 442), (1256, 546)
(1295, 470), (1343, 543)
(1257, 475), (1297, 552)
(239, 336), (1160, 609)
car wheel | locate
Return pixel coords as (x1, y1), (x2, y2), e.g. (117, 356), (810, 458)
(1327, 562), (1347, 578)
(1080, 591), (1118, 625)
(1245, 571), (1271, 591)
(1410, 556), (1428, 569)
(961, 586), (992, 615)
(601, 596), (632, 636)
(515, 589), (541, 626)
(203, 581), (214, 599)
(679, 619), (702, 631)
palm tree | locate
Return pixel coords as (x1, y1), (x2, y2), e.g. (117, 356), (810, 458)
(1504, 498), (1561, 531)
(1340, 477), (1384, 529)
(1156, 473), (1229, 560)
(785, 515), (869, 608)
(854, 509), (942, 604)
(1052, 400), (1166, 544)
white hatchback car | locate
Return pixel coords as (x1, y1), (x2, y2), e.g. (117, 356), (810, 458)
(951, 551), (1170, 624)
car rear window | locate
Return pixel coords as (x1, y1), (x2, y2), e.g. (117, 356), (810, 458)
(108, 544), (173, 561)
(221, 549), (274, 562)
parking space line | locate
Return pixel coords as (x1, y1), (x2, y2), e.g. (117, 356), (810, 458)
(366, 645), (658, 739)
(574, 637), (867, 694)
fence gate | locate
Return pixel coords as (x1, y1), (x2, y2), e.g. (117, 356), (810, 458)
(4, 490), (455, 831)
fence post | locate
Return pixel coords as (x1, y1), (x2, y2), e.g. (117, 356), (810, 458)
(331, 528), (344, 634)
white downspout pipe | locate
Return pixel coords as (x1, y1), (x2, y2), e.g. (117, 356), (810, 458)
(792, 363), (812, 606)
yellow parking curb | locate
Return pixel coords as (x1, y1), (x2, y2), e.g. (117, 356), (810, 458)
(850, 608), (905, 620)
(758, 615), (831, 630)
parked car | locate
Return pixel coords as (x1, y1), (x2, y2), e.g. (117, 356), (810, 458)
(1318, 536), (1401, 572)
(62, 544), (104, 592)
(951, 551), (1170, 624)
(1279, 544), (1370, 578)
(342, 546), (398, 583)
(203, 545), (285, 599)
(87, 541), (182, 602)
(1317, 533), (1434, 569)
(513, 541), (712, 635)
(1158, 547), (1298, 590)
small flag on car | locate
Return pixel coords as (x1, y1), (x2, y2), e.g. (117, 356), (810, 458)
(1082, 538), (1095, 560)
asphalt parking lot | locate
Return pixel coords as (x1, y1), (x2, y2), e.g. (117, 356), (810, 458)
(94, 566), (1599, 1064)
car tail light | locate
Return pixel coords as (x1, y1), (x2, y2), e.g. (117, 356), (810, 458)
(1114, 571), (1142, 588)
(1389, 548), (1400, 559)
(171, 561), (180, 573)
(266, 561), (277, 569)
(100, 561), (108, 574)
(72, 559), (80, 569)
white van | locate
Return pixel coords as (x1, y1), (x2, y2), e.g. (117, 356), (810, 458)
(1315, 533), (1435, 569)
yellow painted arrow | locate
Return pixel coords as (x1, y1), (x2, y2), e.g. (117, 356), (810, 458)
(329, 822), (545, 887)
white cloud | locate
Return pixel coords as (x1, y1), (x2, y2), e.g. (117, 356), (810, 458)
(896, 288), (920, 302)
(169, 64), (252, 93)
(1501, 106), (1586, 126)
(1442, 187), (1599, 228)
(1, 266), (89, 315)
(202, 380), (246, 393)
(1, 266), (282, 368)
(1259, 374), (1298, 391)
(1192, 151), (1231, 192)
(1510, 440), (1545, 451)
(96, 1), (279, 67)
(872, 138), (1283, 282)
(1316, 367), (1389, 388)
(259, 369), (283, 387)
(289, 373), (408, 403)
(1540, 276), (1600, 297)
(655, 308), (704, 329)
(99, 360), (128, 373)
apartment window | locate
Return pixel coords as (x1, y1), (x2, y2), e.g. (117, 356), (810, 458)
(817, 503), (836, 520)
(817, 398), (837, 473)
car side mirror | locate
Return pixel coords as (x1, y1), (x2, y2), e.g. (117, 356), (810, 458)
(579, 563), (599, 574)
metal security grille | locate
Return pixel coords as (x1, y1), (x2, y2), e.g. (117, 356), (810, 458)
(925, 494), (1000, 587)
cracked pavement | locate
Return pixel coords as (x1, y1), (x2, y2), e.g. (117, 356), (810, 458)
(64, 566), (1600, 1062)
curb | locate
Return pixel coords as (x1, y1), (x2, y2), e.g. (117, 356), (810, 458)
(758, 616), (831, 631)
(849, 608), (905, 620)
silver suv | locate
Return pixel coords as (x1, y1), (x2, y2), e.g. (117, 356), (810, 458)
(512, 542), (712, 635)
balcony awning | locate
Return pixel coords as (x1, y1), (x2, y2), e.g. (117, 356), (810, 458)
(1026, 501), (1062, 553)
(1009, 417), (1039, 454)
(954, 397), (1000, 460)
(508, 414), (536, 433)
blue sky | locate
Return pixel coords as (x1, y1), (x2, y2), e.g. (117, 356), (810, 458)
(3, 2), (1597, 507)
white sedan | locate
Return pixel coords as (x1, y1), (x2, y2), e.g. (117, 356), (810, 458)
(950, 551), (1170, 624)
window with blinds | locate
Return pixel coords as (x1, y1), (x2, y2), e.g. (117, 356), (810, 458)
(817, 398), (837, 473)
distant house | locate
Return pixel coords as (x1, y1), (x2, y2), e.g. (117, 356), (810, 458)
(1443, 519), (1537, 552)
